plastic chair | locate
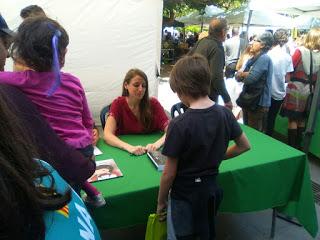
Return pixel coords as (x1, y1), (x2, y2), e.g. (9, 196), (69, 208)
(170, 102), (188, 118)
(100, 105), (110, 129)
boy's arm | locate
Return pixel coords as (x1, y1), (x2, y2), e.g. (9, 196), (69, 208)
(157, 156), (178, 216)
(224, 132), (250, 159)
(146, 125), (168, 152)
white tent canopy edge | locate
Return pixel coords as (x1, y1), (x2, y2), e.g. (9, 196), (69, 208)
(249, 0), (320, 18)
(1, 0), (163, 124)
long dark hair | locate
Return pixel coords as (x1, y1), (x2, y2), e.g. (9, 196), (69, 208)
(11, 16), (69, 71)
(122, 69), (152, 132)
(0, 92), (71, 239)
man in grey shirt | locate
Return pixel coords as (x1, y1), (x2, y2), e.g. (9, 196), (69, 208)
(189, 18), (233, 110)
(224, 27), (245, 67)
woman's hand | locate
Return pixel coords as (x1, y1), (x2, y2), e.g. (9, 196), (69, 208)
(235, 71), (244, 82)
(145, 143), (160, 152)
(156, 201), (167, 222)
(127, 145), (146, 155)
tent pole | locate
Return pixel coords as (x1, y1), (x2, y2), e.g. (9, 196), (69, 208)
(246, 9), (253, 38)
(201, 15), (204, 32)
(303, 71), (320, 153)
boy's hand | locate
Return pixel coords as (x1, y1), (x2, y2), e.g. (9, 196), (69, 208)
(156, 202), (167, 222)
(128, 145), (146, 155)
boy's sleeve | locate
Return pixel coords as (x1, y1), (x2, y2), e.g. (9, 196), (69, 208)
(162, 120), (184, 158)
(227, 110), (243, 140)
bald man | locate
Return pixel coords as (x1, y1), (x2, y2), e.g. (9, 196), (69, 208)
(190, 18), (233, 110)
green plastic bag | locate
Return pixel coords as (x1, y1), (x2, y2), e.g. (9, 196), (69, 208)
(145, 213), (167, 240)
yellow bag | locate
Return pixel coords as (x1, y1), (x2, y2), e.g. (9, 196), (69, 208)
(145, 213), (167, 240)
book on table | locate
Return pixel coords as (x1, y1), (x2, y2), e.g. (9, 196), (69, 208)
(88, 159), (123, 183)
(147, 151), (167, 171)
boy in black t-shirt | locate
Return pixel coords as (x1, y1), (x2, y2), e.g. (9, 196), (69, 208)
(157, 54), (251, 240)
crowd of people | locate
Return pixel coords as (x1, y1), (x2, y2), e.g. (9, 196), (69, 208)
(0, 4), (319, 240)
(181, 18), (320, 150)
(235, 26), (320, 150)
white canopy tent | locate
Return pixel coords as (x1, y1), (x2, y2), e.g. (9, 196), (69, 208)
(1, 0), (163, 124)
(176, 5), (224, 25)
(223, 6), (293, 27)
(293, 15), (320, 29)
(249, 0), (320, 154)
(250, 0), (320, 18)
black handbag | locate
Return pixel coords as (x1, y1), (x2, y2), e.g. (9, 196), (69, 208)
(236, 82), (264, 111)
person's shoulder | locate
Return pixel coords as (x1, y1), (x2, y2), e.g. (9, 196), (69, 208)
(60, 72), (83, 87)
(261, 53), (271, 60)
(61, 72), (80, 82)
(208, 104), (234, 121)
(110, 96), (126, 111)
(149, 97), (162, 106)
(112, 96), (125, 104)
(294, 47), (302, 56)
(197, 36), (214, 46)
(258, 53), (272, 64)
(169, 112), (186, 127)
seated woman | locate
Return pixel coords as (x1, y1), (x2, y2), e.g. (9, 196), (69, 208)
(104, 69), (169, 155)
(0, 90), (101, 239)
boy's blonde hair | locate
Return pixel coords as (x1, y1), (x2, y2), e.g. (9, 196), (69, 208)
(304, 28), (320, 50)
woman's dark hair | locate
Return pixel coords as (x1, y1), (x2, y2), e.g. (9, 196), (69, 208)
(170, 54), (211, 98)
(20, 5), (46, 19)
(0, 91), (71, 239)
(122, 68), (152, 132)
(11, 17), (69, 71)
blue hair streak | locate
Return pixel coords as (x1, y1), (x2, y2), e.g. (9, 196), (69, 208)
(47, 29), (62, 97)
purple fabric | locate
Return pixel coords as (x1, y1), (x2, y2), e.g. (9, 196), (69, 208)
(0, 84), (95, 187)
(82, 181), (99, 197)
(0, 70), (93, 148)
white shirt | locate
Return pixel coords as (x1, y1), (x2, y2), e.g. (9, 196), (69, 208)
(224, 36), (242, 65)
(268, 45), (293, 100)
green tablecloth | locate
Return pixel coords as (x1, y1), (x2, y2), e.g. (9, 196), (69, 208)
(92, 125), (318, 237)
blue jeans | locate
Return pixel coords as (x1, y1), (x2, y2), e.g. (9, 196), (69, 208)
(167, 195), (194, 240)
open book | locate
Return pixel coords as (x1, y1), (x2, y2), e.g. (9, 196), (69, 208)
(88, 159), (123, 183)
(147, 151), (167, 171)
